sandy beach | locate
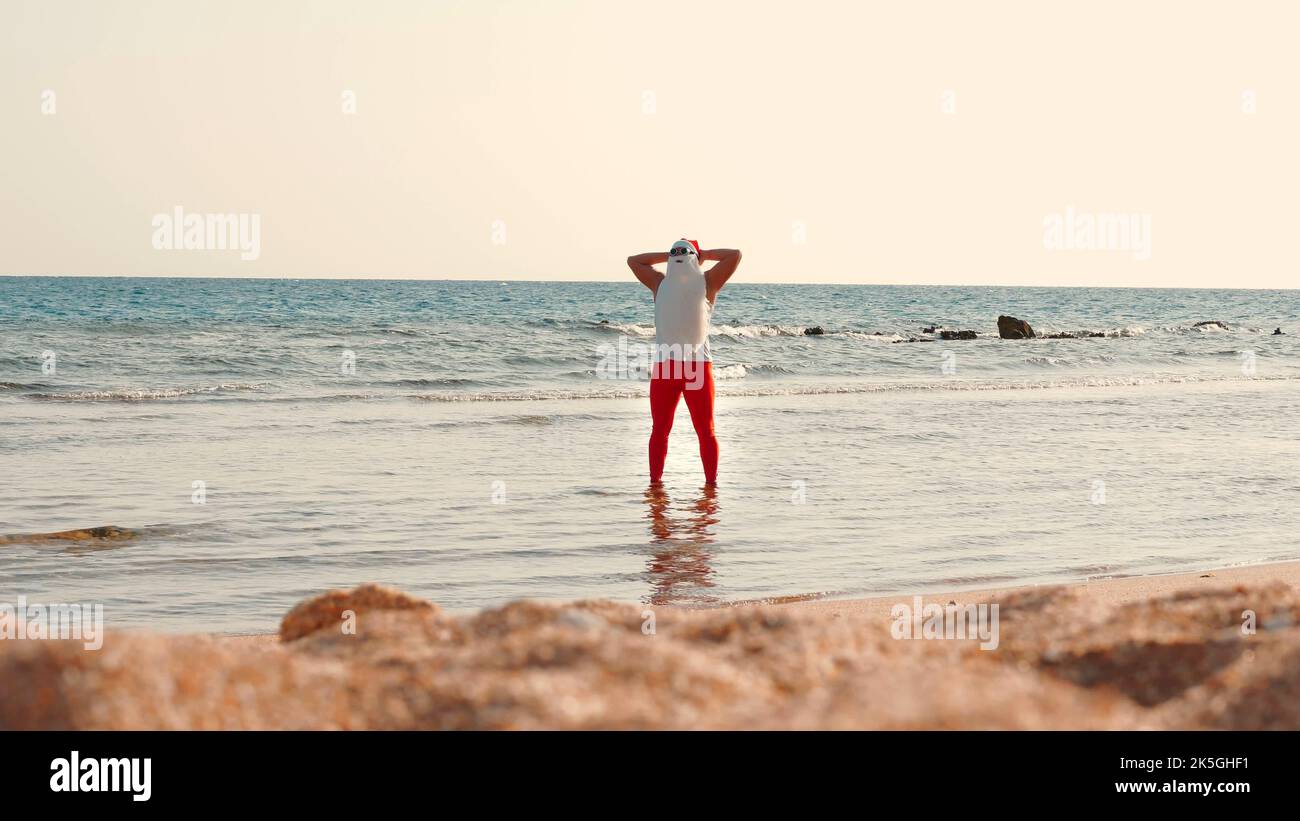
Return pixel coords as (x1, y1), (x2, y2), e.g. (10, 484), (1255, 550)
(4, 561), (1298, 730)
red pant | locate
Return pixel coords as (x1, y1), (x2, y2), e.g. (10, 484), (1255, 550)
(649, 359), (718, 484)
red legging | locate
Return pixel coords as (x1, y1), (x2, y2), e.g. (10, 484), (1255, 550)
(649, 359), (718, 484)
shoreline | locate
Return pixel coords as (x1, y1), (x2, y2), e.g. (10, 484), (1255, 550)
(781, 558), (1300, 620)
(216, 558), (1300, 644)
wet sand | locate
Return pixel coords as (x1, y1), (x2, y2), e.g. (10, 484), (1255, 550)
(785, 561), (1300, 620)
(4, 561), (1299, 729)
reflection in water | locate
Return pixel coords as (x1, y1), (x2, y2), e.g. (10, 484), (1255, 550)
(642, 484), (720, 606)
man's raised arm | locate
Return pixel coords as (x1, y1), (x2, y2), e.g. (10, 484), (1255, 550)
(702, 249), (742, 302)
(627, 251), (667, 295)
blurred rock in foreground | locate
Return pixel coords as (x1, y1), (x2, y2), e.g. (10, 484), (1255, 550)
(2, 581), (1298, 729)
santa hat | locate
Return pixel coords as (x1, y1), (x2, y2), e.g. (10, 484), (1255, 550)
(670, 238), (701, 256)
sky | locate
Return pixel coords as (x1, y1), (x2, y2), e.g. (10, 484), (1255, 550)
(3, 0), (1298, 287)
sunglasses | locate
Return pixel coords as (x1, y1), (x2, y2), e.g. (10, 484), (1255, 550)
(669, 246), (696, 257)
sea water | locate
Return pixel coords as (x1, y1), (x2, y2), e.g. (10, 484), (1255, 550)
(3, 277), (1298, 631)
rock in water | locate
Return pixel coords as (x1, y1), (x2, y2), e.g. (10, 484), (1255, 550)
(0, 525), (135, 546)
(997, 315), (1035, 339)
(938, 330), (978, 340)
(803, 326), (825, 336)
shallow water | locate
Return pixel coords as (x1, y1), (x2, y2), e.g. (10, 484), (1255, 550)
(3, 277), (1299, 631)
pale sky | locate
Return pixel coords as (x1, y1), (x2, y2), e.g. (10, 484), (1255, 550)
(3, 0), (1298, 287)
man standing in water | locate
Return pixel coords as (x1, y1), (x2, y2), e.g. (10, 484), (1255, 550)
(627, 240), (742, 485)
